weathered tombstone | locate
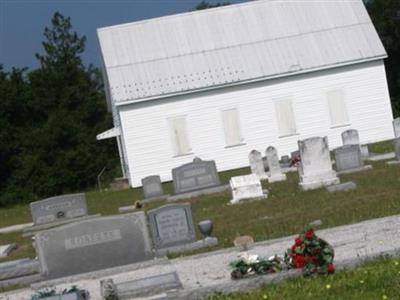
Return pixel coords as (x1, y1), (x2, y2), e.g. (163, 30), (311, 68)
(265, 146), (287, 183)
(341, 129), (360, 145)
(326, 181), (357, 193)
(229, 174), (266, 204)
(101, 272), (182, 299)
(148, 203), (196, 250)
(298, 136), (340, 191)
(393, 117), (400, 138)
(334, 144), (364, 172)
(35, 212), (153, 279)
(248, 150), (268, 180)
(360, 145), (370, 159)
(0, 244), (17, 257)
(172, 157), (221, 194)
(142, 175), (165, 199)
(280, 155), (291, 168)
(30, 194), (87, 226)
(395, 137), (400, 160)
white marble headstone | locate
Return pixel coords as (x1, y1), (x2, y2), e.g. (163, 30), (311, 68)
(341, 129), (360, 145)
(248, 150), (268, 180)
(393, 118), (400, 138)
(229, 174), (265, 204)
(298, 136), (340, 190)
(265, 146), (286, 183)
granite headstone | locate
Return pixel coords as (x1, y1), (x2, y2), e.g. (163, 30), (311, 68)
(148, 203), (196, 249)
(35, 212), (153, 279)
(142, 175), (165, 199)
(30, 194), (87, 225)
(393, 117), (400, 138)
(394, 137), (400, 160)
(334, 144), (364, 172)
(172, 157), (221, 194)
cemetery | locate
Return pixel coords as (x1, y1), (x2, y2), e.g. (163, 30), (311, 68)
(1, 0), (399, 298)
(0, 128), (399, 299)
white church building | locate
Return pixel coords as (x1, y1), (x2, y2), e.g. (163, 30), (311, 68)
(96, 0), (394, 187)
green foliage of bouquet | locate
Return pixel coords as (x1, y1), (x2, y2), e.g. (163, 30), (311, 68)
(230, 253), (284, 279)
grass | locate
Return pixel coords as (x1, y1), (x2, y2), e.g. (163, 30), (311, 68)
(0, 140), (399, 264)
(208, 257), (400, 300)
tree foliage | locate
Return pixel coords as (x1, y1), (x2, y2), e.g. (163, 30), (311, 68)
(366, 0), (400, 116)
(194, 1), (230, 11)
(0, 12), (117, 206)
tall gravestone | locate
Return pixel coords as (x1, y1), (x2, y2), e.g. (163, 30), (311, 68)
(265, 146), (287, 183)
(172, 157), (221, 194)
(142, 175), (165, 199)
(30, 194), (87, 226)
(148, 203), (196, 250)
(394, 117), (400, 138)
(334, 144), (364, 172)
(248, 150), (268, 180)
(298, 136), (340, 191)
(35, 212), (153, 279)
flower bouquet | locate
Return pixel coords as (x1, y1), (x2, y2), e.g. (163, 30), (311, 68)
(230, 253), (284, 279)
(285, 226), (335, 276)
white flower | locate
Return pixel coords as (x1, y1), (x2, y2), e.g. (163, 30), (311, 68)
(239, 253), (259, 264)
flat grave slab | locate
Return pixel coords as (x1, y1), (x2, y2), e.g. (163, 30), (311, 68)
(229, 174), (267, 204)
(326, 181), (357, 193)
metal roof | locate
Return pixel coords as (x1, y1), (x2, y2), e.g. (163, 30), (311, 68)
(97, 0), (386, 105)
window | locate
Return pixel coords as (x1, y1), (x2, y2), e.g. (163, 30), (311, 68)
(327, 89), (349, 127)
(274, 98), (297, 137)
(170, 116), (191, 156)
(221, 108), (243, 146)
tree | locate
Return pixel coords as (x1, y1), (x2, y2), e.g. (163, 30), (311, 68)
(366, 0), (400, 116)
(0, 12), (118, 206)
(194, 1), (230, 10)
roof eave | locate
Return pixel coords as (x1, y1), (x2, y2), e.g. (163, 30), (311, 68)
(114, 55), (387, 107)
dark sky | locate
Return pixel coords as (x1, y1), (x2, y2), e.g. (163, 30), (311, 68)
(0, 0), (244, 71)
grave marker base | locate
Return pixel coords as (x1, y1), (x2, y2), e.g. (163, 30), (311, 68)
(155, 237), (218, 257)
(336, 165), (372, 176)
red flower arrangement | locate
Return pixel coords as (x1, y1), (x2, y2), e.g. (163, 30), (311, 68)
(285, 226), (335, 276)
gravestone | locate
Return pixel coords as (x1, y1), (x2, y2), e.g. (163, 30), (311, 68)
(35, 212), (153, 280)
(298, 136), (340, 191)
(248, 150), (268, 180)
(265, 146), (287, 183)
(148, 203), (196, 250)
(172, 157), (221, 194)
(280, 155), (291, 168)
(229, 174), (266, 204)
(394, 117), (400, 138)
(341, 129), (360, 145)
(334, 144), (364, 172)
(0, 244), (16, 257)
(142, 175), (165, 199)
(101, 272), (182, 299)
(395, 137), (400, 160)
(30, 193), (87, 226)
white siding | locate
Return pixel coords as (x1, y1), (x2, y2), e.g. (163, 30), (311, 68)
(119, 60), (393, 187)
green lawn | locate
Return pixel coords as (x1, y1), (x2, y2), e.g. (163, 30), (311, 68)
(0, 140), (399, 264)
(208, 257), (400, 300)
